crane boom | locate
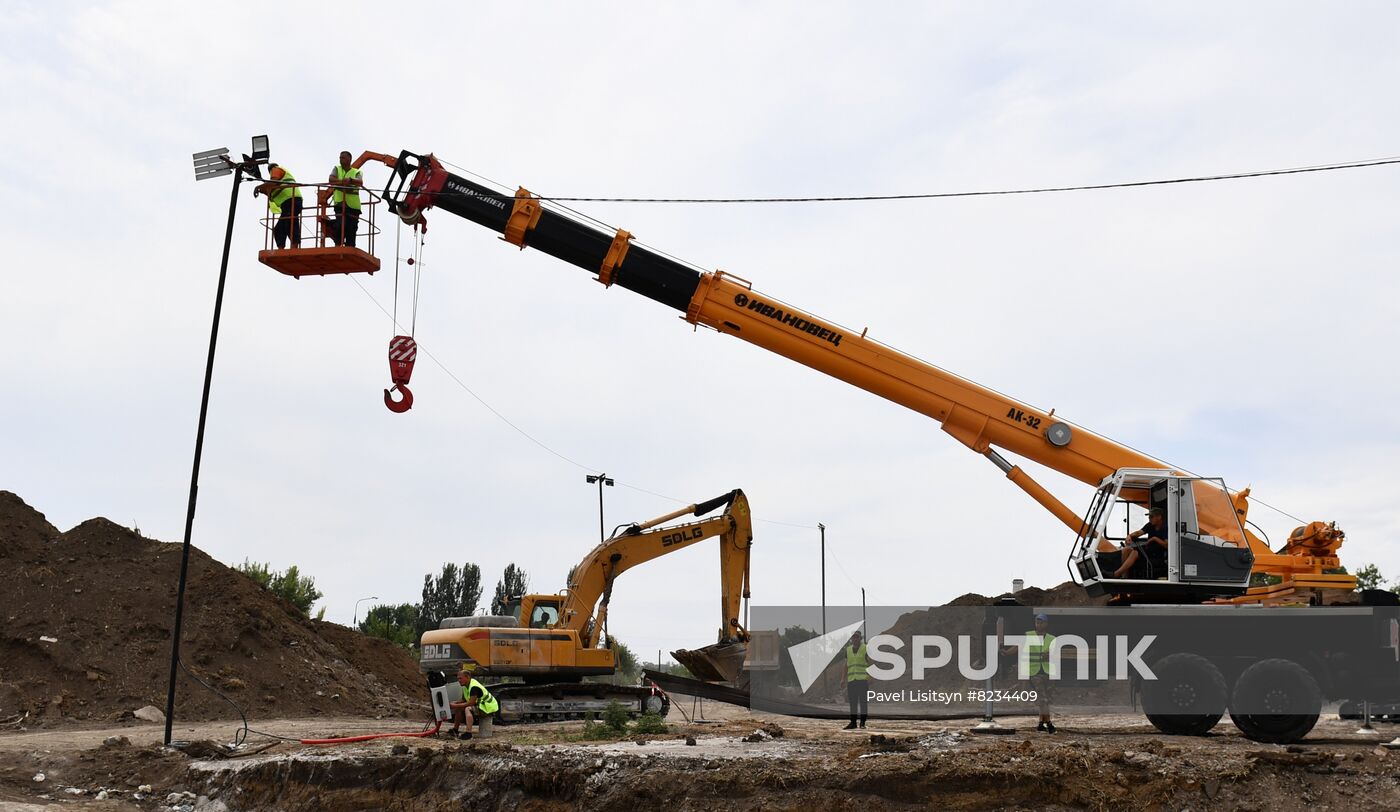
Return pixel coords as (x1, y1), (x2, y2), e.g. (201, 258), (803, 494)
(363, 150), (1349, 601)
(379, 152), (1166, 534)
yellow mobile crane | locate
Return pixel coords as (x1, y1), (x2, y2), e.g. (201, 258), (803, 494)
(418, 489), (752, 722)
(329, 151), (1350, 605)
(256, 150), (1395, 743)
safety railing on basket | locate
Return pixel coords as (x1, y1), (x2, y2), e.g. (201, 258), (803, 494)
(258, 180), (381, 255)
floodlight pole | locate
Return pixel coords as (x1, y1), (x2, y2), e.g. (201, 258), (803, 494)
(586, 474), (613, 544)
(355, 595), (379, 627)
(818, 523), (826, 635)
(165, 156), (250, 747)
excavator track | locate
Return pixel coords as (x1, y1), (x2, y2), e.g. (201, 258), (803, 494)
(488, 682), (669, 724)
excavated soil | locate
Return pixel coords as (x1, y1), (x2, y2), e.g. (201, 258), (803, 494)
(5, 489), (1399, 810)
(2, 713), (1399, 810)
(0, 491), (424, 728)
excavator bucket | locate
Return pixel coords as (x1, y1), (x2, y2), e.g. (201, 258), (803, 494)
(671, 642), (749, 686)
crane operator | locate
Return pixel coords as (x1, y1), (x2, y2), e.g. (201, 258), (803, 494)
(1111, 507), (1169, 579)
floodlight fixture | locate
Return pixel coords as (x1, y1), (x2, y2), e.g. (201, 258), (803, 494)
(250, 134), (270, 161)
(192, 147), (232, 181)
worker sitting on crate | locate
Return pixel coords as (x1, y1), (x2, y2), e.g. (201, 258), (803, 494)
(447, 665), (499, 740)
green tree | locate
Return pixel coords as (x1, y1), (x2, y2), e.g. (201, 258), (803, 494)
(270, 565), (323, 615)
(418, 563), (483, 637)
(360, 603), (421, 649)
(236, 560), (323, 616)
(491, 564), (530, 616)
(1355, 563), (1386, 591)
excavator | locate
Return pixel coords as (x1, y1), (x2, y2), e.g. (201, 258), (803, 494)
(256, 149), (1399, 742)
(417, 489), (752, 722)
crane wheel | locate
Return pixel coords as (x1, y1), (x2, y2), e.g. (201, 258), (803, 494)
(1228, 658), (1322, 744)
(1142, 652), (1227, 736)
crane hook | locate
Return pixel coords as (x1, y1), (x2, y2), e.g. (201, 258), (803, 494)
(384, 383), (414, 413)
(384, 335), (418, 414)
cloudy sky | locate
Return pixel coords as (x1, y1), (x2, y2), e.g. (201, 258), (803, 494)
(4, 2), (1398, 663)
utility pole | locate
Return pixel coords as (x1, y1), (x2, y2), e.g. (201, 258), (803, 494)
(861, 586), (867, 635)
(818, 523), (827, 635)
(168, 137), (270, 747)
(585, 473), (614, 543)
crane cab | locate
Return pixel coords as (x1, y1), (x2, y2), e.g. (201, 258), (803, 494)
(1070, 469), (1255, 601)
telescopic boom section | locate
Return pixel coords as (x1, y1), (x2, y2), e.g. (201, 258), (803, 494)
(558, 489), (753, 648)
(376, 153), (1195, 536)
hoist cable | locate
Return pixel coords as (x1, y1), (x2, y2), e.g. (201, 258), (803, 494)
(391, 219), (401, 337)
(410, 232), (423, 336)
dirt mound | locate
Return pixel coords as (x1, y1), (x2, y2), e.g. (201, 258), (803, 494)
(945, 581), (1110, 608)
(0, 491), (426, 727)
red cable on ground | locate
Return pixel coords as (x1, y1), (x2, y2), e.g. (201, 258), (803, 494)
(299, 719), (442, 745)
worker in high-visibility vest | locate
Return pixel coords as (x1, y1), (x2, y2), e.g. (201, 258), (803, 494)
(255, 164), (303, 249)
(324, 150), (364, 248)
(843, 629), (869, 730)
(448, 665), (499, 740)
(1025, 613), (1057, 734)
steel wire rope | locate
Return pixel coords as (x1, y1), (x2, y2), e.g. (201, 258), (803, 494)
(410, 230), (423, 336)
(391, 219), (401, 337)
(296, 153), (1400, 211)
(528, 154), (1400, 203)
(344, 275), (822, 530)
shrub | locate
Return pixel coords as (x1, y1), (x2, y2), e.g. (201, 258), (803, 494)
(632, 712), (667, 734)
(602, 700), (630, 732)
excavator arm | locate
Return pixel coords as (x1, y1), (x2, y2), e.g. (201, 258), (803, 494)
(558, 489), (753, 649)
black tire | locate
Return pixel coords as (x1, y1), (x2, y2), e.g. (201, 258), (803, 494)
(1142, 652), (1227, 736)
(1229, 658), (1321, 744)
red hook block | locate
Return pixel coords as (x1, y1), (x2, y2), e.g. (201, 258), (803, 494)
(384, 335), (417, 413)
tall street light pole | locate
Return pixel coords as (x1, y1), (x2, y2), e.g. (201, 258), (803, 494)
(818, 523), (827, 635)
(166, 137), (269, 747)
(585, 473), (614, 543)
(354, 595), (380, 627)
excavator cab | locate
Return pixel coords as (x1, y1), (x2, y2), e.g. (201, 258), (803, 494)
(1070, 468), (1255, 600)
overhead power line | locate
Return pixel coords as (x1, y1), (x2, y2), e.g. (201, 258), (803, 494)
(531, 154), (1400, 204)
